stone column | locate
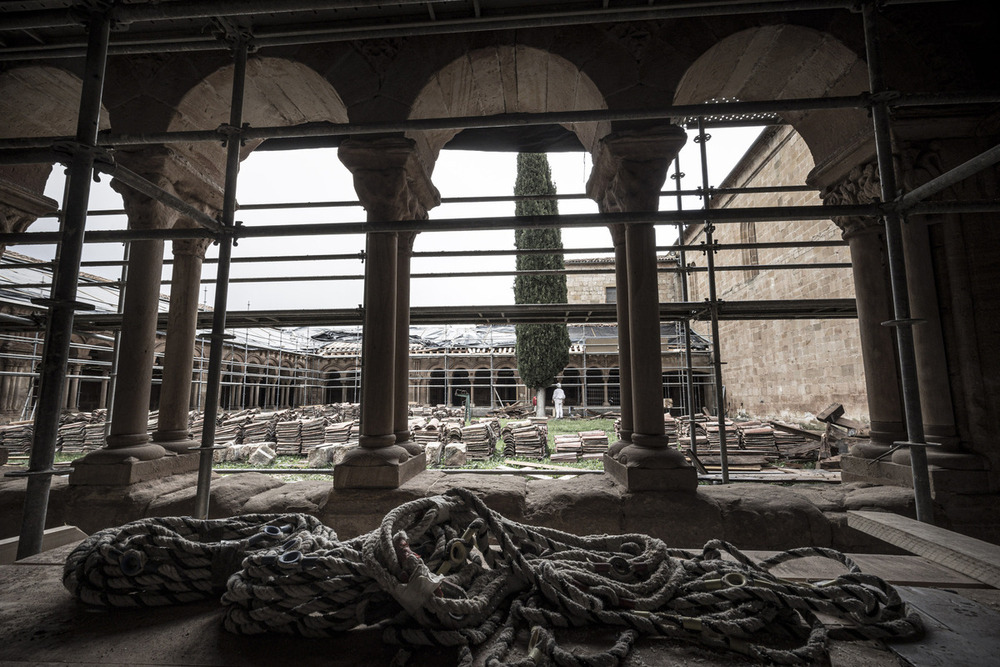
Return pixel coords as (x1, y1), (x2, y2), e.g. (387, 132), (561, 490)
(336, 137), (440, 488)
(823, 162), (906, 457)
(395, 231), (421, 454)
(153, 237), (210, 454)
(586, 126), (696, 492)
(889, 139), (986, 473)
(78, 188), (173, 464)
(66, 363), (80, 411)
(608, 225), (633, 454)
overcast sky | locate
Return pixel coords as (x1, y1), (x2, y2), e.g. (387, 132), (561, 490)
(32, 126), (761, 313)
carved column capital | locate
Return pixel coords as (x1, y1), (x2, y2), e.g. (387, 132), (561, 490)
(338, 137), (440, 222)
(0, 177), (59, 241)
(586, 125), (687, 213)
(821, 161), (883, 239)
(171, 237), (211, 259)
(397, 229), (418, 255)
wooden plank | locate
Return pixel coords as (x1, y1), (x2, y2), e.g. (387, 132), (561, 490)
(743, 551), (986, 588)
(0, 525), (88, 565)
(887, 586), (1000, 667)
(848, 510), (1000, 588)
(769, 421), (823, 441)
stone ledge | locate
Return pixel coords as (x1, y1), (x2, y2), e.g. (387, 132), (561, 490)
(840, 456), (993, 496)
(68, 451), (199, 486)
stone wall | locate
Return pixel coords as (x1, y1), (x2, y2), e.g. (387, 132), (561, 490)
(685, 126), (867, 422)
(566, 256), (682, 305)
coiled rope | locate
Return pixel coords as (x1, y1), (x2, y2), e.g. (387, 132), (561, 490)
(64, 487), (923, 665)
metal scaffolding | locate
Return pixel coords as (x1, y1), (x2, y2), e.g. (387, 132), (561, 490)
(1, 0), (995, 554)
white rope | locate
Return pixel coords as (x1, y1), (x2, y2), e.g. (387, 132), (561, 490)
(64, 488), (924, 665)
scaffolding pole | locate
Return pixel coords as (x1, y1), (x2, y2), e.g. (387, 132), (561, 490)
(696, 119), (731, 484)
(673, 156), (699, 453)
(862, 1), (933, 524)
(193, 34), (248, 520)
(13, 7), (112, 560)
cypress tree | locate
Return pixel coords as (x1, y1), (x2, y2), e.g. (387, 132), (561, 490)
(513, 153), (570, 416)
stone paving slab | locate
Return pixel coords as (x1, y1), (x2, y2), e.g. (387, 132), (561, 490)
(1, 553), (910, 667)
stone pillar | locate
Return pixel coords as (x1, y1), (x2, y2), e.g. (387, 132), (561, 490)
(608, 225), (633, 454)
(88, 188), (171, 462)
(586, 126), (696, 492)
(336, 137), (440, 488)
(889, 139), (986, 473)
(71, 176), (198, 484)
(153, 237), (210, 454)
(66, 363), (80, 411)
(823, 162), (906, 456)
(395, 231), (421, 455)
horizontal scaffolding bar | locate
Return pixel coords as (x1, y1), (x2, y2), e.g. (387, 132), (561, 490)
(0, 0), (955, 61)
(2, 261), (851, 290)
(0, 299), (857, 334)
(4, 199), (997, 247)
(0, 96), (869, 152)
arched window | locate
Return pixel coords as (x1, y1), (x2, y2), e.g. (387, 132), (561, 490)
(608, 367), (620, 407)
(473, 368), (491, 406)
(586, 368), (605, 406)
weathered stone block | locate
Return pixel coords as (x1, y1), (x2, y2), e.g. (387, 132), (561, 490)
(425, 441), (443, 466)
(247, 444), (276, 467)
(442, 443), (467, 467)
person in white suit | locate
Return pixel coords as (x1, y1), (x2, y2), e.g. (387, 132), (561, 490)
(552, 382), (566, 418)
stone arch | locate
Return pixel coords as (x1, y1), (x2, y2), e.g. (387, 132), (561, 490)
(406, 45), (610, 173)
(0, 66), (110, 248)
(561, 367), (582, 406)
(495, 368), (517, 406)
(472, 367), (492, 407)
(0, 65), (111, 195)
(111, 57), (350, 220)
(428, 368), (447, 406)
(673, 25), (873, 179)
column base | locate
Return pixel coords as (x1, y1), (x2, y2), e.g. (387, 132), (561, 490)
(69, 449), (199, 486)
(891, 446), (989, 470)
(334, 450), (426, 489)
(847, 440), (894, 459)
(840, 455), (992, 496)
(152, 431), (200, 455)
(78, 442), (166, 464)
(603, 453), (698, 493)
(608, 438), (631, 457)
(396, 431), (423, 456)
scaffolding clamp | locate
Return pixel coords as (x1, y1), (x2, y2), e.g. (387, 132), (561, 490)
(881, 318), (925, 328)
(51, 140), (115, 174)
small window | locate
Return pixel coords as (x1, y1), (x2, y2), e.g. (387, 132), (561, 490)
(740, 222), (760, 281)
(605, 286), (617, 304)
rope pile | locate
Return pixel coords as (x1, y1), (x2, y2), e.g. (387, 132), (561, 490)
(64, 488), (923, 665)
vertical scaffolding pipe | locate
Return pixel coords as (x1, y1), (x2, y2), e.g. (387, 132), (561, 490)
(193, 37), (248, 519)
(673, 157), (698, 450)
(15, 10), (111, 560)
(862, 2), (933, 523)
(696, 119), (730, 483)
(104, 241), (130, 440)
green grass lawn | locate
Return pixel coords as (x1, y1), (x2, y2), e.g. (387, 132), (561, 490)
(41, 418), (617, 481)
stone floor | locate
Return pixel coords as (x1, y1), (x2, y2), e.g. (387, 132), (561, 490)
(3, 532), (999, 666)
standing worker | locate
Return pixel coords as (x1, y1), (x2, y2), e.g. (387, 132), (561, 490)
(553, 382), (566, 419)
